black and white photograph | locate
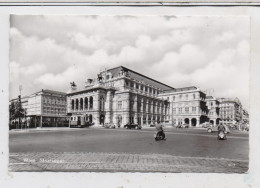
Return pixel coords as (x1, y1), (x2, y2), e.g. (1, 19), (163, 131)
(8, 15), (250, 173)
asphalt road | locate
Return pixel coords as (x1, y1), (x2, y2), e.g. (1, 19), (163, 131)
(9, 127), (249, 160)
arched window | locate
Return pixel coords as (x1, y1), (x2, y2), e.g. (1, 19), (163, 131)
(89, 114), (93, 123)
(100, 97), (105, 111)
(71, 99), (74, 110)
(85, 97), (88, 109)
(80, 98), (83, 110)
(75, 99), (79, 110)
(89, 96), (93, 109)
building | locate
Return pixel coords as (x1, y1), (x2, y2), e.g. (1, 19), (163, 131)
(10, 89), (68, 128)
(242, 109), (249, 124)
(158, 86), (209, 127)
(205, 96), (220, 126)
(66, 66), (173, 127)
(218, 97), (242, 125)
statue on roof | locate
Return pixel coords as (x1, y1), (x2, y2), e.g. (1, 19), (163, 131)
(97, 74), (103, 82)
(70, 81), (77, 88)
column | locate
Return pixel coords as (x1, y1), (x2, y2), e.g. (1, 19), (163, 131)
(40, 116), (42, 128)
(133, 95), (138, 113)
(169, 102), (173, 124)
(151, 100), (154, 115)
(189, 118), (192, 127)
(83, 98), (85, 111)
(125, 92), (130, 124)
(105, 90), (113, 123)
(196, 117), (200, 127)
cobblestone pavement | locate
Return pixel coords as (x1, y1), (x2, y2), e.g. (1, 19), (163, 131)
(9, 152), (248, 173)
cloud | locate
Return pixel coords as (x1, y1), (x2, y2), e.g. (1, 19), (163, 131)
(9, 15), (250, 109)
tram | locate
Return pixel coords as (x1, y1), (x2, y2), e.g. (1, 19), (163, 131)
(70, 115), (93, 128)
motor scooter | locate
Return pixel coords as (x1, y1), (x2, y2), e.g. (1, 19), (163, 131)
(218, 130), (227, 140)
(154, 130), (166, 141)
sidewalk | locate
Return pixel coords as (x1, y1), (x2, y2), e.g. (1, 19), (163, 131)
(9, 152), (249, 173)
(9, 125), (105, 133)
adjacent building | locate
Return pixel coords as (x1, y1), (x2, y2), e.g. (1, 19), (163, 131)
(218, 97), (242, 125)
(205, 96), (220, 126)
(10, 89), (68, 128)
(159, 86), (209, 127)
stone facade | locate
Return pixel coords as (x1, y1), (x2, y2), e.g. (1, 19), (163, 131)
(218, 97), (242, 125)
(10, 89), (68, 128)
(67, 66), (172, 127)
(205, 96), (220, 126)
(158, 86), (209, 127)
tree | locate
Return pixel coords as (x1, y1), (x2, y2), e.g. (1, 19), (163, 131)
(9, 101), (16, 129)
(9, 96), (26, 129)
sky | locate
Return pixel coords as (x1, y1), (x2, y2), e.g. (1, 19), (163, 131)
(9, 15), (250, 109)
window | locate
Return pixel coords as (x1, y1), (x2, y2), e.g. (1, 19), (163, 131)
(173, 96), (175, 101)
(173, 108), (176, 114)
(100, 97), (105, 111)
(118, 101), (122, 109)
(179, 95), (182, 100)
(137, 101), (141, 112)
(193, 94), (196, 99)
(186, 94), (188, 100)
(89, 97), (93, 109)
(130, 100), (134, 109)
(192, 107), (196, 112)
(185, 107), (189, 113)
(178, 108), (182, 114)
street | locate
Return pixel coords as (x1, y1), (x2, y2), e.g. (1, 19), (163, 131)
(9, 127), (249, 173)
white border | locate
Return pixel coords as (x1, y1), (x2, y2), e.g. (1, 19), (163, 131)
(1, 5), (260, 188)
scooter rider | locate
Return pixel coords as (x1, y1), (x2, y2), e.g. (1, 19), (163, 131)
(155, 123), (166, 140)
(217, 123), (226, 139)
(217, 123), (226, 133)
(156, 124), (164, 134)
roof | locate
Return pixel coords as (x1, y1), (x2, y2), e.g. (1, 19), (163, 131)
(103, 66), (174, 90)
(162, 86), (198, 93)
(37, 89), (67, 96)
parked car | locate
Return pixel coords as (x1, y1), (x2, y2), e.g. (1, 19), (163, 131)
(207, 125), (230, 134)
(104, 123), (115, 129)
(150, 124), (156, 127)
(181, 123), (189, 128)
(176, 124), (182, 128)
(200, 122), (213, 128)
(176, 124), (188, 128)
(124, 123), (142, 129)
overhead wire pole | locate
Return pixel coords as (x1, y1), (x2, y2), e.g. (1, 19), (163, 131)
(19, 85), (23, 129)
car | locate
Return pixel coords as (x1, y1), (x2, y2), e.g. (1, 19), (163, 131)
(200, 122), (213, 128)
(181, 123), (189, 128)
(124, 123), (142, 129)
(175, 124), (182, 128)
(150, 124), (156, 127)
(207, 125), (230, 134)
(104, 123), (115, 129)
